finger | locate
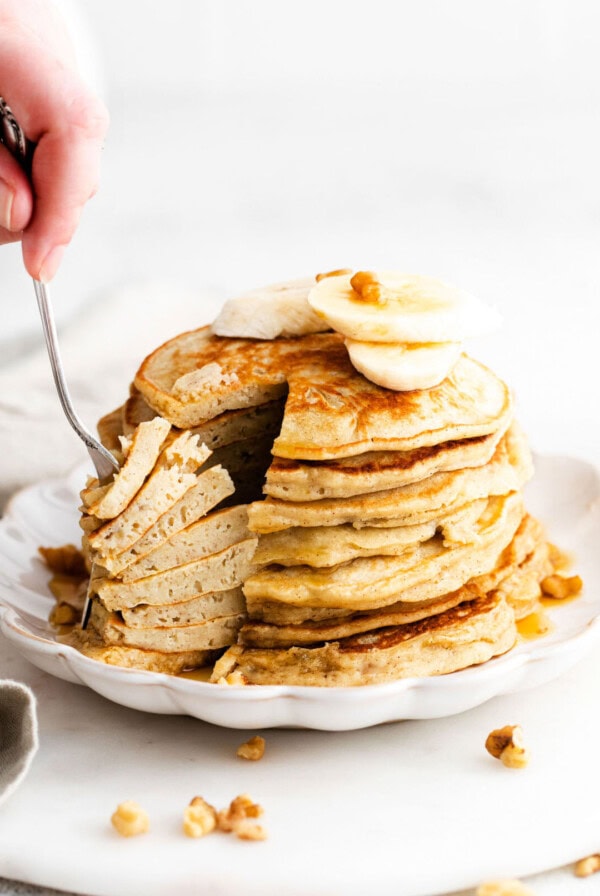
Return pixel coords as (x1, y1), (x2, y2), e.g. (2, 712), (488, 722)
(0, 143), (33, 233)
(0, 36), (109, 280)
(21, 100), (108, 280)
(0, 226), (21, 246)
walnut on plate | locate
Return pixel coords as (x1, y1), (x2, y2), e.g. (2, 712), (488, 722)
(541, 574), (582, 600)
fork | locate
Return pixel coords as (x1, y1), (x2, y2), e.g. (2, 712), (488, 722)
(0, 96), (119, 484)
(1, 96), (119, 628)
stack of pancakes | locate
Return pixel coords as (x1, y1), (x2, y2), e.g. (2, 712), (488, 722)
(57, 326), (557, 686)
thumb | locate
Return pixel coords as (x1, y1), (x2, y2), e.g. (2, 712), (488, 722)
(0, 142), (33, 238)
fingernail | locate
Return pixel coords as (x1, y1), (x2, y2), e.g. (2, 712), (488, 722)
(0, 178), (15, 230)
(38, 245), (67, 283)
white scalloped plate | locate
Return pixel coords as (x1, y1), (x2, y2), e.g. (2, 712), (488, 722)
(0, 455), (599, 730)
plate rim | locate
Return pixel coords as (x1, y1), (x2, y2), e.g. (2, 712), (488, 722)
(1, 453), (599, 727)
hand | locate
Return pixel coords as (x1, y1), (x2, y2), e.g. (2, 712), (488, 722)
(0, 0), (109, 281)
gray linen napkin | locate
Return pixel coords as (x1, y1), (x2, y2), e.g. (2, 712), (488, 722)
(0, 680), (38, 805)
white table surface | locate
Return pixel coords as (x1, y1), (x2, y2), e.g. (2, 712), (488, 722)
(2, 626), (600, 896)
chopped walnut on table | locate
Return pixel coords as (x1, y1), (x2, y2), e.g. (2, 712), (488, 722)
(541, 573), (583, 600)
(111, 801), (150, 837)
(485, 725), (530, 769)
(183, 796), (218, 838)
(574, 854), (600, 877)
(217, 793), (267, 841)
(476, 880), (535, 896)
(236, 735), (265, 761)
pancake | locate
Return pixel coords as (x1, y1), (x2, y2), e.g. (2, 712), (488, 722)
(97, 406), (125, 454)
(475, 514), (552, 619)
(89, 600), (244, 653)
(205, 435), (274, 477)
(471, 513), (545, 594)
(87, 432), (211, 563)
(248, 425), (531, 533)
(264, 427), (506, 501)
(493, 539), (552, 619)
(121, 586), (246, 628)
(252, 494), (518, 568)
(239, 583), (481, 648)
(244, 512), (547, 627)
(134, 329), (512, 458)
(62, 626), (219, 674)
(96, 465), (234, 576)
(243, 491), (523, 614)
(95, 537), (258, 611)
(204, 435), (274, 504)
(120, 504), (249, 582)
(190, 399), (285, 451)
(123, 387), (285, 451)
(82, 417), (172, 520)
(121, 388), (160, 434)
(211, 593), (516, 687)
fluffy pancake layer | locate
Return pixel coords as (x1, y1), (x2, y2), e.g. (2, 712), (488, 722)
(134, 329), (512, 457)
(211, 593), (516, 687)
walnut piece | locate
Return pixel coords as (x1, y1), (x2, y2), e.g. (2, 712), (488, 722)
(39, 544), (87, 577)
(233, 818), (268, 841)
(217, 670), (249, 686)
(574, 854), (600, 877)
(211, 644), (244, 682)
(217, 793), (266, 840)
(183, 796), (217, 838)
(350, 270), (388, 305)
(236, 735), (265, 761)
(476, 881), (535, 896)
(49, 602), (78, 627)
(541, 573), (582, 600)
(111, 801), (150, 837)
(485, 725), (530, 769)
(315, 268), (353, 282)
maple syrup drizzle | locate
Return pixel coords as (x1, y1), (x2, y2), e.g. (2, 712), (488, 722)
(177, 666), (213, 682)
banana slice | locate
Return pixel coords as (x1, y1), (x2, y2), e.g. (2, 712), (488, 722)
(345, 339), (463, 391)
(308, 271), (501, 343)
(212, 278), (330, 340)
